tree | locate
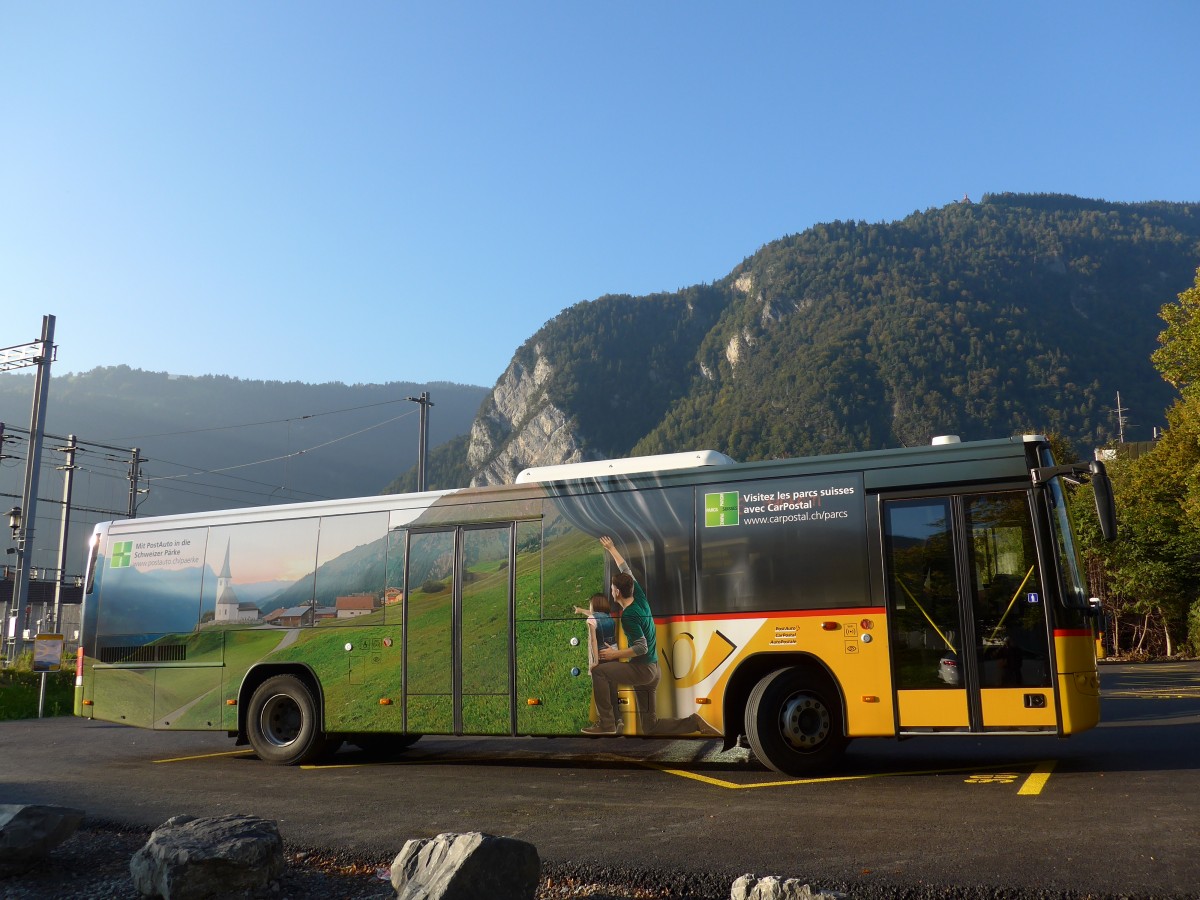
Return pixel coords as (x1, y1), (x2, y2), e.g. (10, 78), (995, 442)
(1101, 429), (1200, 655)
(1153, 267), (1200, 654)
(1082, 266), (1200, 656)
(1152, 266), (1200, 390)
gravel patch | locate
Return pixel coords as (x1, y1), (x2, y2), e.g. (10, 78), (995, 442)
(0, 820), (674, 899)
(4, 820), (1193, 899)
(0, 821), (392, 899)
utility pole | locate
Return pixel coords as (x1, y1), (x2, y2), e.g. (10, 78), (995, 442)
(5, 315), (56, 663)
(50, 435), (77, 634)
(36, 433), (77, 717)
(405, 392), (434, 492)
(127, 448), (142, 518)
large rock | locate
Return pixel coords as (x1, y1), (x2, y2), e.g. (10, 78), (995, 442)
(130, 814), (284, 899)
(0, 803), (85, 873)
(391, 831), (540, 900)
(731, 874), (848, 900)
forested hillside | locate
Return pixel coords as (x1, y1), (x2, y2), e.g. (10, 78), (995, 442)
(641, 194), (1195, 458)
(438, 194), (1199, 488)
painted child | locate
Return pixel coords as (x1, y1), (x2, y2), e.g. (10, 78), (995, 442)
(574, 592), (616, 671)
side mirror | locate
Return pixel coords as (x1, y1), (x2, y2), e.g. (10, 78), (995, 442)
(1089, 461), (1118, 542)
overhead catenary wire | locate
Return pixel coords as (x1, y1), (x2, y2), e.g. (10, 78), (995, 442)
(4, 402), (419, 509)
(144, 408), (418, 486)
(102, 396), (421, 441)
(1, 396), (425, 551)
(145, 477), (327, 506)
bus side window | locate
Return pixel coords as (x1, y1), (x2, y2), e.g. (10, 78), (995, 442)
(514, 519), (543, 620)
(314, 512), (388, 626)
(884, 498), (961, 690)
(964, 493), (1051, 689)
(204, 518), (320, 628)
(638, 486), (694, 619)
(385, 527), (407, 626)
(538, 506), (605, 620)
(96, 526), (208, 640)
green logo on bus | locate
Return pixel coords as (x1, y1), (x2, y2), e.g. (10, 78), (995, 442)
(704, 492), (739, 527)
(111, 541), (133, 568)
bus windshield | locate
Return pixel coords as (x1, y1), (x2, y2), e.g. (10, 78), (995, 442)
(1045, 476), (1090, 609)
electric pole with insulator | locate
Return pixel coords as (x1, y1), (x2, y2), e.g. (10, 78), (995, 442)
(405, 392), (434, 492)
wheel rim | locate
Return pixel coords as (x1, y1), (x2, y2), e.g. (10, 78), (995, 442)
(259, 693), (303, 748)
(778, 692), (831, 751)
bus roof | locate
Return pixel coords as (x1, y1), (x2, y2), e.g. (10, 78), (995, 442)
(95, 435), (1050, 535)
(514, 450), (736, 484)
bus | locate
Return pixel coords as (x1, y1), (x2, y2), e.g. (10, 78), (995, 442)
(75, 435), (1116, 776)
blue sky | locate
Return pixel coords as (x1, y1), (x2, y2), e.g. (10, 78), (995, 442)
(2, 2), (1197, 389)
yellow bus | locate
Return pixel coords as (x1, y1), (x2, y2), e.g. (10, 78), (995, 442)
(75, 435), (1115, 775)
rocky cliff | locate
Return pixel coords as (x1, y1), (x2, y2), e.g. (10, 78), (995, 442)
(464, 346), (589, 486)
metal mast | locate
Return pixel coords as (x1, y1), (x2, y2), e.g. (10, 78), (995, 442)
(5, 315), (56, 661)
(405, 391), (434, 492)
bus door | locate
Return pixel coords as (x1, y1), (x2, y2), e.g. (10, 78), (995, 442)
(882, 492), (1058, 734)
(404, 525), (514, 735)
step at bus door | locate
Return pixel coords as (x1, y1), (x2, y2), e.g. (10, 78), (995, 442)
(882, 492), (1058, 734)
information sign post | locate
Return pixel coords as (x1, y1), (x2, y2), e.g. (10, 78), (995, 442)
(34, 633), (64, 718)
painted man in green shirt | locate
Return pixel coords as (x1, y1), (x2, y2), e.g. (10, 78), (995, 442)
(582, 536), (720, 738)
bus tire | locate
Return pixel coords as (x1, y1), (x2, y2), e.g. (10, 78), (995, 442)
(247, 675), (328, 765)
(744, 667), (847, 776)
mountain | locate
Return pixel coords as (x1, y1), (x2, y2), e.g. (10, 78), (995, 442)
(416, 194), (1199, 487)
(0, 368), (488, 570)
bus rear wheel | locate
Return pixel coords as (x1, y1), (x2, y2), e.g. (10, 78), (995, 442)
(744, 667), (847, 776)
(247, 675), (331, 765)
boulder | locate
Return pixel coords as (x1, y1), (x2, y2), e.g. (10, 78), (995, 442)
(0, 803), (85, 873)
(391, 831), (540, 900)
(130, 813), (284, 899)
(731, 873), (848, 900)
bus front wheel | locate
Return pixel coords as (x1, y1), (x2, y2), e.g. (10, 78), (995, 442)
(744, 667), (847, 776)
(247, 675), (330, 765)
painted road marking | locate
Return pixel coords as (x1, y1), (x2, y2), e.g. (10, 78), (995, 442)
(1104, 688), (1200, 699)
(159, 743), (1056, 796)
(640, 758), (1057, 795)
(1016, 760), (1056, 795)
(154, 749), (255, 764)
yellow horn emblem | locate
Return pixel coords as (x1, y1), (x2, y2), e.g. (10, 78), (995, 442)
(670, 630), (737, 688)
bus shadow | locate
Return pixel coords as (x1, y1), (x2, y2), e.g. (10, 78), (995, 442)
(836, 725), (1200, 777)
(211, 688), (1200, 778)
(286, 704), (1200, 778)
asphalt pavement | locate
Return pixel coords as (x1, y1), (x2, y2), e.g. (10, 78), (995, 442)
(2, 661), (1198, 898)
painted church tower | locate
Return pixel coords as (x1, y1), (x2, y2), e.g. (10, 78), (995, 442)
(214, 540), (239, 623)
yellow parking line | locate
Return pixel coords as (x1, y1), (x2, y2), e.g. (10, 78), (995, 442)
(301, 755), (448, 770)
(1017, 760), (1056, 795)
(163, 745), (1058, 799)
(641, 760), (1051, 791)
(154, 749), (256, 764)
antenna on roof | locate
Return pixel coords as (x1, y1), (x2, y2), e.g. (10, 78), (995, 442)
(1114, 392), (1128, 443)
